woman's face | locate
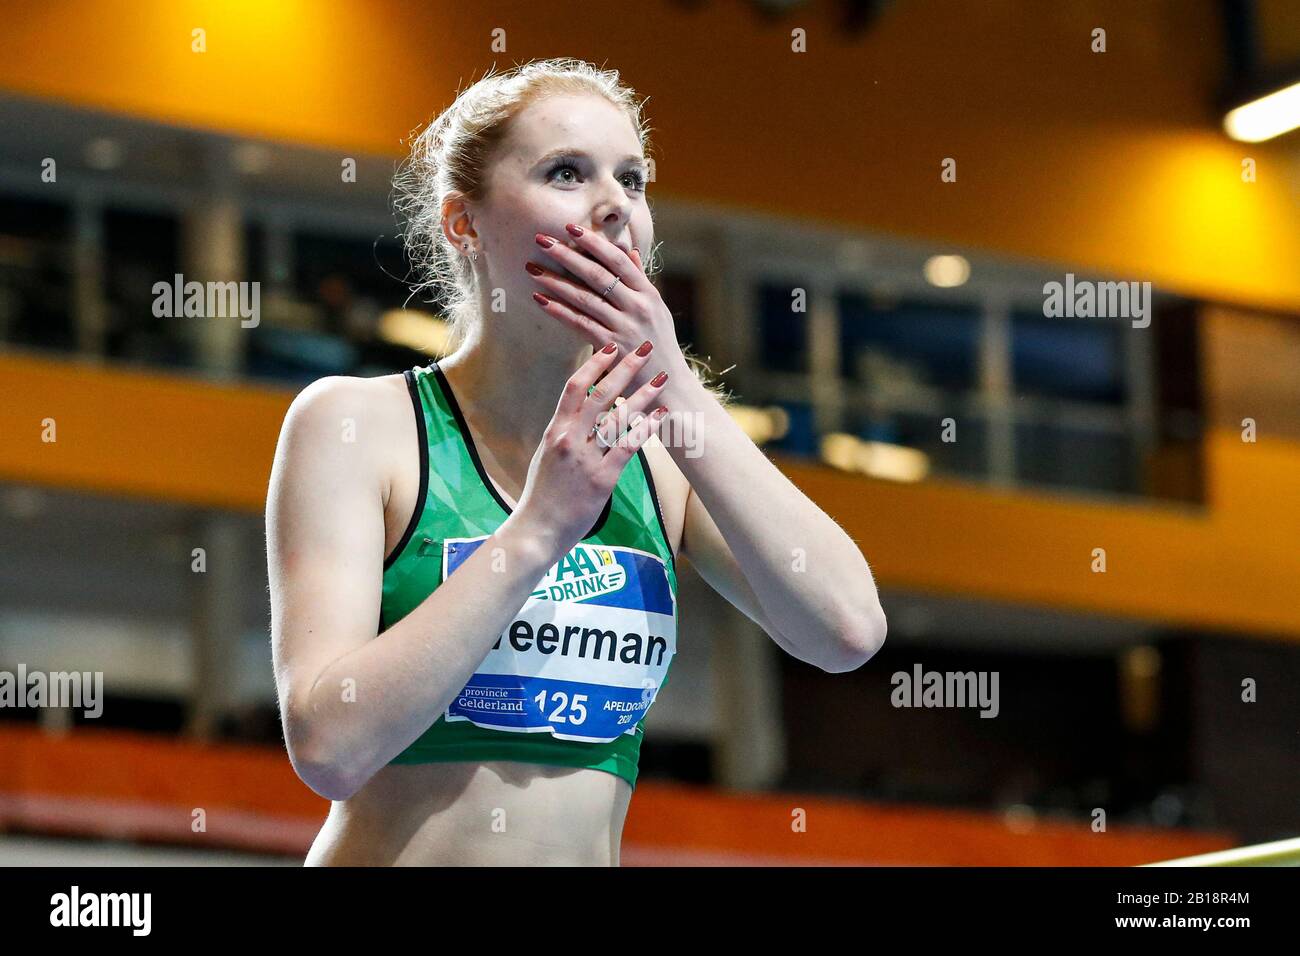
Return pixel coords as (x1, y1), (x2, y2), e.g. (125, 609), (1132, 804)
(466, 93), (652, 330)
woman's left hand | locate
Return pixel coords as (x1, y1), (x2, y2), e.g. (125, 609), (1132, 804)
(529, 224), (688, 396)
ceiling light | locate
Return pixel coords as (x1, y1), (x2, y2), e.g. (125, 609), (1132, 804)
(1224, 79), (1300, 142)
(84, 138), (123, 170)
(232, 142), (272, 175)
(924, 254), (970, 288)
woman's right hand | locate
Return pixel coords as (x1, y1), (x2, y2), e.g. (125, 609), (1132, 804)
(510, 341), (671, 558)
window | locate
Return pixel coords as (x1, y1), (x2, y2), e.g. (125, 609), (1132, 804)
(1011, 310), (1127, 404)
(244, 221), (266, 285)
(846, 407), (989, 481)
(767, 401), (817, 457)
(839, 293), (981, 393)
(103, 207), (185, 366)
(757, 280), (810, 373)
(291, 231), (409, 319)
(0, 195), (74, 351)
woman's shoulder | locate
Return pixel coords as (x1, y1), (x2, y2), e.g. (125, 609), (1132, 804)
(283, 371), (412, 435)
(277, 371), (414, 491)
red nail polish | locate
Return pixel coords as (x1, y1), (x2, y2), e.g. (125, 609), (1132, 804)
(535, 233), (555, 248)
(651, 371), (668, 387)
(532, 292), (549, 305)
(654, 405), (668, 417)
(601, 342), (617, 353)
(635, 340), (652, 356)
(565, 224), (584, 237)
(525, 262), (544, 276)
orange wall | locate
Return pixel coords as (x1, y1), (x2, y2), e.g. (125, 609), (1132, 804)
(1, 0), (1298, 313)
(1258, 0), (1300, 66)
(2, 349), (1298, 639)
(0, 726), (1235, 865)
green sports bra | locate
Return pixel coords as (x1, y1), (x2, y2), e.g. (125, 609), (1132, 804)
(379, 361), (679, 790)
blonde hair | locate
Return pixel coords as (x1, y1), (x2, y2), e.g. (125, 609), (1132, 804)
(392, 57), (733, 405)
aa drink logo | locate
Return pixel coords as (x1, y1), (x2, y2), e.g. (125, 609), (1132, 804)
(443, 537), (673, 616)
(529, 544), (627, 603)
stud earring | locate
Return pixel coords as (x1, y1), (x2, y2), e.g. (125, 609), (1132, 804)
(462, 242), (478, 263)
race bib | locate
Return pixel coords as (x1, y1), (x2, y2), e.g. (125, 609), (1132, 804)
(441, 537), (677, 743)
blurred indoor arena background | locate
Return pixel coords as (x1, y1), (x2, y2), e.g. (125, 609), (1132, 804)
(1, 0), (1298, 866)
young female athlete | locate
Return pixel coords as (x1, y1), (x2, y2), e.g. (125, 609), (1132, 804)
(267, 58), (887, 866)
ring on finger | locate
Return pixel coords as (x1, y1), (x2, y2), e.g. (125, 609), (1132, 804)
(598, 274), (622, 300)
(592, 414), (618, 448)
(591, 397), (627, 447)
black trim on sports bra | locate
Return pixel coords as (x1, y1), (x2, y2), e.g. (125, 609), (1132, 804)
(383, 368), (430, 572)
(430, 359), (613, 541)
(637, 446), (678, 574)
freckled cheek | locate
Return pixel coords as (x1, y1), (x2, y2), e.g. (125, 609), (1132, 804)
(500, 198), (579, 265)
(512, 188), (573, 227)
(479, 212), (545, 279)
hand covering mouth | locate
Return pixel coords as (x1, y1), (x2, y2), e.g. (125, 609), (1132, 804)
(559, 247), (603, 284)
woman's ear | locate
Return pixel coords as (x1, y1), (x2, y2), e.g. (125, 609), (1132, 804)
(441, 195), (476, 249)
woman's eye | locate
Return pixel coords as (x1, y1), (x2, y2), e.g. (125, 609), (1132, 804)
(548, 163), (579, 184)
(547, 162), (646, 192)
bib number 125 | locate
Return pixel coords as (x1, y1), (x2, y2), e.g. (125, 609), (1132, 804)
(535, 689), (588, 725)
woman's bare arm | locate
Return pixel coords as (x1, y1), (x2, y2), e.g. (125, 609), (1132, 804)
(267, 376), (557, 801)
(659, 369), (887, 672)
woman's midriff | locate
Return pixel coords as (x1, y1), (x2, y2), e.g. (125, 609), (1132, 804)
(303, 760), (634, 866)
